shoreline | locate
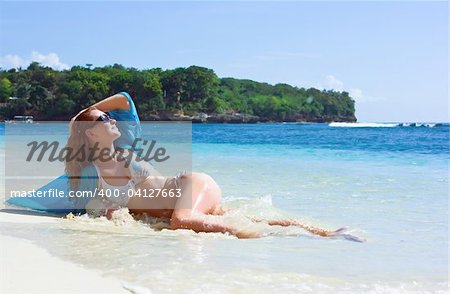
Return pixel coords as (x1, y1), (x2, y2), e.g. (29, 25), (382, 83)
(0, 211), (131, 294)
(2, 120), (449, 125)
(1, 111), (356, 124)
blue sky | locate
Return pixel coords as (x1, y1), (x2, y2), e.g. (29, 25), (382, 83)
(0, 1), (448, 122)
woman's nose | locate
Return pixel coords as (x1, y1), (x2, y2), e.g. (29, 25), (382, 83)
(110, 119), (116, 125)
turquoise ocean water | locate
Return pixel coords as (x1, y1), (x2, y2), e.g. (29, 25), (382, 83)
(0, 122), (448, 293)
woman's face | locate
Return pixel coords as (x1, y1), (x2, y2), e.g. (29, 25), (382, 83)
(85, 110), (121, 143)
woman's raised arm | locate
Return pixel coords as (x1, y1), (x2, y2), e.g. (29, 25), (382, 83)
(92, 93), (130, 112)
(70, 92), (130, 125)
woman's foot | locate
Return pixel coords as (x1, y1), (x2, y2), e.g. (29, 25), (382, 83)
(327, 227), (366, 242)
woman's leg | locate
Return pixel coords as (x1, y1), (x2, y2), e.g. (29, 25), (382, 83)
(248, 217), (347, 237)
(169, 173), (260, 238)
(247, 217), (364, 241)
(209, 206), (345, 238)
(168, 175), (360, 240)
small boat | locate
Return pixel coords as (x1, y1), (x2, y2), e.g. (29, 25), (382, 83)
(7, 116), (34, 123)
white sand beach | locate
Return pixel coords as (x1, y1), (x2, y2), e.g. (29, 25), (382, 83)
(0, 211), (131, 294)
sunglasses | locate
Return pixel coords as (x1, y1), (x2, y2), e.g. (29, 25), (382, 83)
(96, 113), (111, 123)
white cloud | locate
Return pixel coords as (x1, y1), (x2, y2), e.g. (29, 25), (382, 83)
(349, 88), (364, 101)
(0, 54), (27, 68)
(324, 75), (344, 92)
(329, 79), (365, 103)
(318, 75), (385, 103)
(0, 51), (69, 70)
(349, 87), (386, 103)
(30, 51), (69, 70)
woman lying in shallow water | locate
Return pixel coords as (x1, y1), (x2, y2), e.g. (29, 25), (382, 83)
(65, 92), (361, 240)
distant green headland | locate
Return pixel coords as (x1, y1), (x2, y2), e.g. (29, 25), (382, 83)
(0, 62), (356, 123)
